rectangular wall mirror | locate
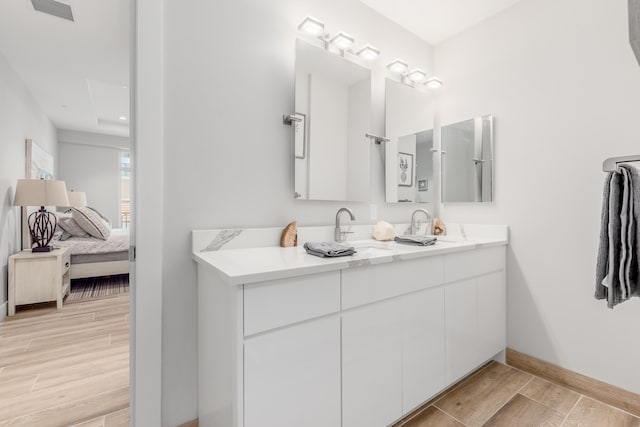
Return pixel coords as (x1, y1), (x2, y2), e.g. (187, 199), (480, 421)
(385, 78), (435, 203)
(294, 39), (371, 202)
(441, 115), (494, 203)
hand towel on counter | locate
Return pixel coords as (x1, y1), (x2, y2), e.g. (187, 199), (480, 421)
(394, 235), (437, 246)
(304, 242), (356, 258)
(595, 164), (640, 308)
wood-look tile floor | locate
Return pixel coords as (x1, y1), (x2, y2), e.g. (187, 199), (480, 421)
(0, 294), (130, 427)
(396, 361), (640, 427)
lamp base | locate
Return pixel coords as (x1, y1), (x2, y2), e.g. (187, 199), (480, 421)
(28, 206), (58, 252)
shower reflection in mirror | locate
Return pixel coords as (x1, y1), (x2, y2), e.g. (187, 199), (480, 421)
(441, 115), (494, 203)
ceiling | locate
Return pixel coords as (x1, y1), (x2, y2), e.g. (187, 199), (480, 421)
(360, 0), (524, 45)
(0, 0), (130, 137)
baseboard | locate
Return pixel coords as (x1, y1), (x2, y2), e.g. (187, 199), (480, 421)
(177, 419), (198, 427)
(506, 347), (640, 417)
(0, 300), (6, 322)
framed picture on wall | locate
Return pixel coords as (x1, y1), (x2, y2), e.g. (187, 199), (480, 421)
(418, 179), (428, 191)
(294, 113), (306, 159)
(25, 139), (54, 180)
(398, 152), (413, 187)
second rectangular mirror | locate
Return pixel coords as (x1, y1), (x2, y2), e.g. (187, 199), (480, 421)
(385, 78), (435, 203)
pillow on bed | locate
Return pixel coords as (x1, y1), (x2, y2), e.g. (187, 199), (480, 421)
(72, 207), (112, 240)
(59, 231), (73, 241)
(87, 206), (112, 227)
(57, 214), (91, 237)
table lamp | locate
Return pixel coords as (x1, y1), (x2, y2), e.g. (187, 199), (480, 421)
(14, 179), (70, 252)
(66, 190), (87, 207)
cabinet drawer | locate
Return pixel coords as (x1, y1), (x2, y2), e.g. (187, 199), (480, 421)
(342, 257), (444, 310)
(244, 271), (340, 336)
(14, 257), (58, 304)
(444, 246), (505, 283)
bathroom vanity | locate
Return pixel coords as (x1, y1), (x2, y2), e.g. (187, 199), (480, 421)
(192, 225), (508, 427)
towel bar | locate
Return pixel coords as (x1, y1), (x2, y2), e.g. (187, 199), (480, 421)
(603, 155), (640, 172)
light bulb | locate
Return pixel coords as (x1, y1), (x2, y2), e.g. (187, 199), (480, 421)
(331, 32), (355, 50)
(406, 69), (427, 83)
(425, 77), (443, 89)
(387, 59), (408, 74)
(298, 16), (324, 36)
(357, 45), (380, 60)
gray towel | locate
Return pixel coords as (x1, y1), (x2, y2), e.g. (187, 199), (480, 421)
(304, 242), (356, 258)
(394, 235), (437, 246)
(595, 164), (640, 308)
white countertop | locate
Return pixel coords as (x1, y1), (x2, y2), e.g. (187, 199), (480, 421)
(192, 231), (508, 286)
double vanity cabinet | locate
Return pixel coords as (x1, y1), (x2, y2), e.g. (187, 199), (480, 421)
(193, 226), (507, 427)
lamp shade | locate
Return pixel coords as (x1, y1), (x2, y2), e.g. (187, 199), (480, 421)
(14, 179), (70, 207)
(66, 190), (87, 207)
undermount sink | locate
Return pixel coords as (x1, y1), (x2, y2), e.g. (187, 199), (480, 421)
(423, 234), (466, 243)
(346, 240), (393, 250)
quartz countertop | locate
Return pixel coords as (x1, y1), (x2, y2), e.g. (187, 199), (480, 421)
(192, 231), (508, 286)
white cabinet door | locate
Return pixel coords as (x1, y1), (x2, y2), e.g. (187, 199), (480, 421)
(445, 279), (478, 384)
(342, 299), (403, 427)
(478, 271), (506, 362)
(244, 316), (341, 427)
(401, 287), (446, 413)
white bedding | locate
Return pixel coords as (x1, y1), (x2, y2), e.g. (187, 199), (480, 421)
(52, 229), (130, 255)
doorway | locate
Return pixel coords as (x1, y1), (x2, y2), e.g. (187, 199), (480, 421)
(0, 0), (134, 424)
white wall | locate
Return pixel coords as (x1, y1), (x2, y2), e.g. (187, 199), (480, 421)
(161, 0), (434, 423)
(309, 74), (348, 200)
(57, 139), (123, 228)
(0, 52), (57, 318)
(346, 78), (371, 201)
(435, 0), (640, 393)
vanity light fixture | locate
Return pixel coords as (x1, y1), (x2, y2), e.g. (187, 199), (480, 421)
(406, 69), (428, 83)
(298, 16), (325, 36)
(425, 77), (443, 89)
(357, 45), (380, 60)
(331, 32), (355, 50)
(387, 59), (408, 74)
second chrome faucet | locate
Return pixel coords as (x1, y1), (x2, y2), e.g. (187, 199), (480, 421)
(335, 207), (356, 242)
(410, 208), (431, 235)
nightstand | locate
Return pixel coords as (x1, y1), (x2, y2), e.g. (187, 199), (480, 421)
(8, 247), (71, 316)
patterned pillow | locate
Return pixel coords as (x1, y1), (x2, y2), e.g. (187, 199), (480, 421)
(57, 214), (91, 237)
(87, 206), (111, 227)
(72, 207), (112, 240)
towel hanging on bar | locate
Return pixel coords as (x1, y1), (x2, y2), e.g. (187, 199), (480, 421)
(595, 164), (640, 307)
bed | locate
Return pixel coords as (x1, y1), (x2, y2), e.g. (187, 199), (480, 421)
(51, 229), (130, 279)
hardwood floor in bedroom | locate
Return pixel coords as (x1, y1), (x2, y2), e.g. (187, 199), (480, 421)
(0, 294), (129, 426)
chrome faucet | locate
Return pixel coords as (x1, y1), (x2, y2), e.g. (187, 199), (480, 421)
(410, 208), (431, 235)
(335, 207), (356, 242)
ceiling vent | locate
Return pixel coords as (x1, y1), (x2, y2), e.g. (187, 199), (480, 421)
(31, 0), (74, 22)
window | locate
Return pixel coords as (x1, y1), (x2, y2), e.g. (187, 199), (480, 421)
(120, 152), (131, 228)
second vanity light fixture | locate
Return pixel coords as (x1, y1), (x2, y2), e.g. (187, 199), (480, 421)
(298, 16), (380, 61)
(387, 59), (443, 89)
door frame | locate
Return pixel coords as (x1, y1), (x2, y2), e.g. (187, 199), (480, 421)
(131, 0), (163, 424)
